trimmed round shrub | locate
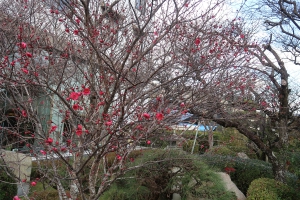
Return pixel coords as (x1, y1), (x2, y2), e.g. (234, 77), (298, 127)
(0, 164), (18, 200)
(247, 178), (300, 200)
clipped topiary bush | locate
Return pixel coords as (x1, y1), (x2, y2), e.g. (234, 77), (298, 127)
(200, 155), (299, 194)
(0, 162), (18, 200)
(247, 178), (300, 200)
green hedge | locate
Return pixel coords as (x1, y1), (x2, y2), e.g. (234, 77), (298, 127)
(247, 178), (300, 200)
(200, 155), (299, 194)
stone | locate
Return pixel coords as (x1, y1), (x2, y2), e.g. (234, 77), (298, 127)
(237, 152), (249, 159)
(188, 177), (197, 188)
(17, 182), (30, 197)
(170, 167), (181, 173)
(172, 193), (181, 200)
(217, 172), (246, 200)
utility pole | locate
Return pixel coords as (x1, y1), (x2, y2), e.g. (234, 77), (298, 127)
(191, 121), (200, 154)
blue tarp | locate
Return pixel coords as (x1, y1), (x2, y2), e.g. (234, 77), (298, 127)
(169, 112), (217, 131)
(178, 123), (217, 131)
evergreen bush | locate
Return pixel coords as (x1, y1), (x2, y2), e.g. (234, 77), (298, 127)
(200, 155), (299, 194)
(30, 190), (60, 200)
(206, 146), (236, 156)
(182, 140), (200, 154)
(101, 149), (236, 200)
(247, 178), (300, 200)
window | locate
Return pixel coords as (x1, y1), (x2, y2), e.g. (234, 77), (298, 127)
(135, 0), (145, 13)
(45, 0), (70, 11)
(57, 0), (70, 11)
(62, 120), (72, 142)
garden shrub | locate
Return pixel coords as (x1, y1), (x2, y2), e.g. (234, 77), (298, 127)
(30, 149), (148, 196)
(200, 155), (299, 194)
(180, 165), (236, 200)
(278, 151), (300, 177)
(0, 161), (17, 200)
(106, 149), (148, 167)
(247, 178), (300, 200)
(31, 161), (42, 179)
(99, 180), (152, 200)
(206, 146), (236, 156)
(30, 190), (59, 200)
(28, 182), (85, 200)
(177, 128), (257, 158)
(31, 159), (71, 191)
(151, 137), (169, 148)
(198, 141), (209, 154)
(182, 140), (199, 154)
(101, 149), (236, 200)
(31, 190), (85, 200)
(213, 129), (257, 159)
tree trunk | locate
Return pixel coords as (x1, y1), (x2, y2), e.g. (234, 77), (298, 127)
(273, 161), (286, 183)
(210, 117), (288, 182)
(267, 151), (286, 183)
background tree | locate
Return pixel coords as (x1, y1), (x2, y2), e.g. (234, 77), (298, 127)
(245, 0), (300, 65)
(182, 7), (299, 182)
